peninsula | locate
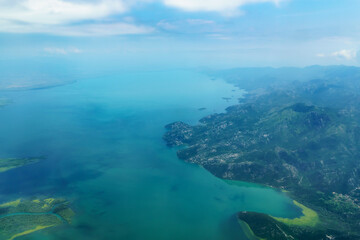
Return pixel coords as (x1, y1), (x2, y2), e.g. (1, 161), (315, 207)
(164, 66), (360, 239)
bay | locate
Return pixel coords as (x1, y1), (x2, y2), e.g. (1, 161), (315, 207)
(0, 64), (301, 240)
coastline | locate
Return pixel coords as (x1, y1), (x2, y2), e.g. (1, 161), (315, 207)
(162, 68), (360, 239)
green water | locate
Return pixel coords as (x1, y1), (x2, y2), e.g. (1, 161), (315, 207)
(0, 67), (301, 240)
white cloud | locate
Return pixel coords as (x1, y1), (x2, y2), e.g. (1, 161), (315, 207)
(187, 19), (214, 25)
(316, 53), (325, 58)
(316, 49), (358, 61)
(157, 18), (215, 31)
(44, 47), (82, 54)
(0, 21), (154, 36)
(162, 0), (284, 15)
(207, 34), (232, 40)
(157, 20), (177, 30)
(0, 0), (127, 25)
(0, 0), (286, 35)
(331, 49), (357, 60)
(54, 22), (154, 36)
(0, 0), (154, 35)
(44, 47), (68, 55)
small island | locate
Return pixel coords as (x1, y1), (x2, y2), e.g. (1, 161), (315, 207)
(0, 160), (74, 240)
(0, 198), (75, 240)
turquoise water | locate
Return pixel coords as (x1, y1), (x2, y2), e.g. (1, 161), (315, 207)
(0, 64), (301, 240)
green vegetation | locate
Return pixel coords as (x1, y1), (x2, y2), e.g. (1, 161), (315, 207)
(0, 198), (74, 240)
(237, 211), (356, 240)
(238, 220), (264, 240)
(8, 225), (56, 240)
(272, 201), (319, 227)
(0, 199), (21, 208)
(223, 179), (270, 189)
(0, 158), (42, 173)
(164, 66), (360, 239)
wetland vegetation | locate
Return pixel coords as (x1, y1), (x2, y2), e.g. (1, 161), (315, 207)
(0, 158), (42, 173)
(0, 198), (74, 240)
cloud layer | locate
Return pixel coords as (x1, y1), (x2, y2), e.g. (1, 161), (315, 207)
(0, 0), (128, 25)
(44, 47), (82, 55)
(0, 0), (285, 35)
(317, 49), (358, 61)
(0, 0), (152, 35)
(331, 49), (357, 60)
(163, 0), (283, 15)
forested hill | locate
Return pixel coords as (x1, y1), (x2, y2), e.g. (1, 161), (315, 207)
(165, 66), (360, 239)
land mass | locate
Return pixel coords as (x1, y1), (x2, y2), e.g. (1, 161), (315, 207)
(164, 66), (360, 239)
(0, 159), (74, 240)
(0, 198), (75, 240)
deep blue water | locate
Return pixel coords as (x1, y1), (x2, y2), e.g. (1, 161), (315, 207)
(0, 63), (301, 240)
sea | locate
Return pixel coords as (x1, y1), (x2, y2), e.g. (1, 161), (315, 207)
(0, 58), (301, 240)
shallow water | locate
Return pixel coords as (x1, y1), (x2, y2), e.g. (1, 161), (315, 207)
(0, 64), (301, 240)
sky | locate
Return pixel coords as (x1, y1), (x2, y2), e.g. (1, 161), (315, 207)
(0, 0), (359, 68)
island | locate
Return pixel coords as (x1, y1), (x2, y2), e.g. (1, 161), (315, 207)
(0, 198), (75, 240)
(164, 66), (360, 239)
(0, 158), (42, 173)
(0, 158), (73, 240)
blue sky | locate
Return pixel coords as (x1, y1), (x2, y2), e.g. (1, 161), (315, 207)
(0, 0), (359, 68)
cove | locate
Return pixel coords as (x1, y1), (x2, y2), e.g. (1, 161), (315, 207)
(0, 64), (302, 240)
